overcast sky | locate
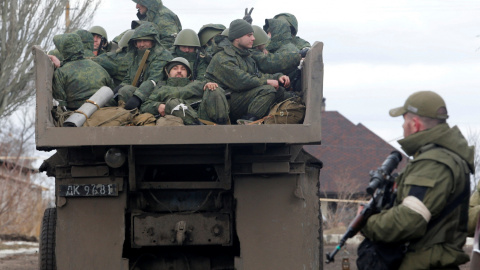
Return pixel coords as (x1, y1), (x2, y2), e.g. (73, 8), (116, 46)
(91, 0), (480, 149)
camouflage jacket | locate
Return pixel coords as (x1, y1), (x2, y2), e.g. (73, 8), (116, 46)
(273, 13), (311, 49)
(132, 0), (182, 48)
(92, 48), (134, 87)
(121, 22), (173, 101)
(73, 29), (96, 58)
(140, 77), (204, 115)
(171, 47), (208, 80)
(255, 19), (301, 76)
(362, 124), (474, 269)
(293, 36), (311, 50)
(52, 33), (113, 110)
(205, 39), (282, 92)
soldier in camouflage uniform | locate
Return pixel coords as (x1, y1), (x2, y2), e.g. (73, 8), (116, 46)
(361, 91), (474, 270)
(273, 13), (311, 50)
(254, 20), (308, 86)
(92, 30), (135, 87)
(170, 29), (208, 81)
(74, 29), (96, 58)
(48, 29), (96, 62)
(469, 185), (480, 237)
(141, 57), (229, 125)
(116, 22), (173, 110)
(89, 25), (110, 56)
(132, 0), (182, 48)
(206, 19), (292, 123)
(197, 24), (226, 64)
(51, 33), (114, 111)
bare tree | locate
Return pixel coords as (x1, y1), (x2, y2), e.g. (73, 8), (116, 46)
(467, 129), (480, 192)
(0, 110), (53, 237)
(323, 169), (367, 231)
(0, 0), (101, 117)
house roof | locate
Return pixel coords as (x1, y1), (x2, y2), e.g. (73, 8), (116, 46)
(304, 111), (408, 196)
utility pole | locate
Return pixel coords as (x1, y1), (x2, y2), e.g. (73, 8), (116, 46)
(65, 1), (71, 29)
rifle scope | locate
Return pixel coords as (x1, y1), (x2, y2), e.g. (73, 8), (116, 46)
(366, 151), (402, 195)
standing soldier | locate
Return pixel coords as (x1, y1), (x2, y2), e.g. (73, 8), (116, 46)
(170, 29), (208, 80)
(89, 25), (110, 56)
(51, 33), (114, 111)
(206, 19), (292, 123)
(141, 57), (229, 125)
(116, 22), (172, 110)
(132, 0), (182, 48)
(273, 13), (311, 50)
(360, 91), (474, 270)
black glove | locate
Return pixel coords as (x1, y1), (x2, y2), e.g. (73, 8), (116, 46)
(113, 85), (122, 94)
(124, 95), (142, 110)
(299, 47), (310, 58)
(243, 7), (254, 24)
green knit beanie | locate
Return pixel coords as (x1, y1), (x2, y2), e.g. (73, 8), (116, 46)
(228, 19), (254, 41)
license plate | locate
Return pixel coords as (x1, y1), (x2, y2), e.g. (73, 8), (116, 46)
(59, 184), (118, 197)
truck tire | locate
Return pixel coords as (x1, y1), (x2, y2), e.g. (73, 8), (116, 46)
(39, 207), (57, 270)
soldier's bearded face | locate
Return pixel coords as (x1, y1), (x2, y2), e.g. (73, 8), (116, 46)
(237, 33), (255, 50)
(135, 40), (154, 50)
(136, 3), (148, 15)
(168, 64), (188, 78)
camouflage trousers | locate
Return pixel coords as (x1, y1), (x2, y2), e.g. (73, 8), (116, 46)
(229, 85), (294, 122)
(166, 88), (229, 125)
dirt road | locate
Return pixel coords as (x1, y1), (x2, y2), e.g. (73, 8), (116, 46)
(323, 243), (473, 270)
(0, 253), (38, 270)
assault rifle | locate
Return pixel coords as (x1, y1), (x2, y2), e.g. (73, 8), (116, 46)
(325, 150), (403, 264)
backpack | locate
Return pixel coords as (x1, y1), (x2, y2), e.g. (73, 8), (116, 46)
(264, 97), (305, 124)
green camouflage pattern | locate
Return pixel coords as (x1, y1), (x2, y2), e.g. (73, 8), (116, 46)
(171, 47), (208, 80)
(73, 29), (96, 58)
(293, 36), (311, 50)
(48, 48), (64, 62)
(206, 39), (289, 120)
(273, 13), (311, 49)
(469, 185), (480, 236)
(198, 24), (226, 46)
(362, 124), (474, 269)
(255, 19), (301, 76)
(52, 33), (114, 110)
(140, 77), (229, 124)
(92, 47), (134, 87)
(132, 0), (182, 48)
(118, 22), (173, 102)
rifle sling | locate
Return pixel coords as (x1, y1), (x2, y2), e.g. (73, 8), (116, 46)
(132, 49), (150, 86)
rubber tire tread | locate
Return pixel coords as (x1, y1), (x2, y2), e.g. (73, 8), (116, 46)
(39, 207), (57, 270)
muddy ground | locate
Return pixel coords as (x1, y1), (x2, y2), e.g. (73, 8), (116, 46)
(323, 243), (473, 270)
(0, 253), (38, 270)
(0, 245), (473, 270)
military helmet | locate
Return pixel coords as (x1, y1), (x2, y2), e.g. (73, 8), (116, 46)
(118, 30), (135, 49)
(221, 28), (229, 37)
(89, 25), (108, 41)
(198, 24), (226, 46)
(165, 57), (192, 77)
(273, 13), (298, 36)
(174, 29), (201, 47)
(252, 25), (269, 47)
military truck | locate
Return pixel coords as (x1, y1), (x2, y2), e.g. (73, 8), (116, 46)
(34, 42), (324, 270)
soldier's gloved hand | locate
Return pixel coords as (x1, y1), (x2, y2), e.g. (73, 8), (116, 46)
(124, 95), (142, 110)
(243, 7), (254, 24)
(113, 85), (122, 94)
(299, 47), (310, 58)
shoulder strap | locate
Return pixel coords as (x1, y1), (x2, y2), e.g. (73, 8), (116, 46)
(419, 145), (471, 230)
